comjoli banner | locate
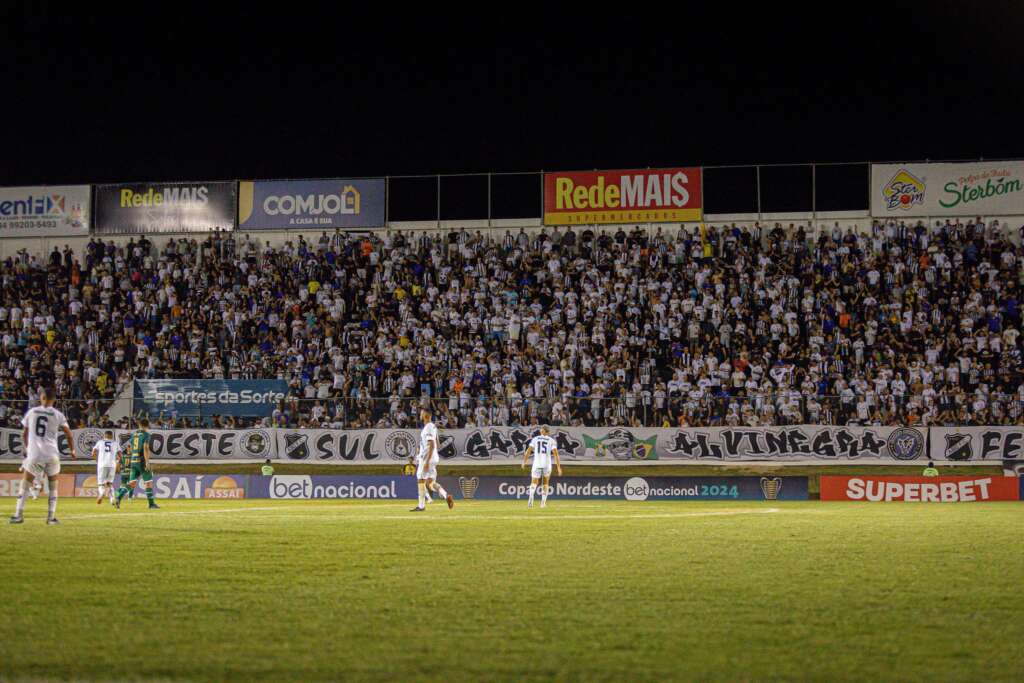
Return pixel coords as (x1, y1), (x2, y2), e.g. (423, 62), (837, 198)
(871, 161), (1024, 217)
(238, 178), (386, 229)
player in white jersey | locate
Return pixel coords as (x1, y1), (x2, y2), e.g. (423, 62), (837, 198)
(10, 388), (76, 525)
(91, 430), (120, 506)
(410, 409), (454, 512)
(522, 426), (562, 508)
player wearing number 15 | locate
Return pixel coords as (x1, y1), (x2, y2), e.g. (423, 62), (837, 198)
(522, 426), (562, 508)
(115, 419), (160, 510)
(10, 387), (76, 525)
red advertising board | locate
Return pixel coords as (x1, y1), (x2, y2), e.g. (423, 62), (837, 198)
(543, 168), (702, 225)
(821, 476), (1020, 502)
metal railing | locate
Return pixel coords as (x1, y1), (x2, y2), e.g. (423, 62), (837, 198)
(0, 394), (1019, 431)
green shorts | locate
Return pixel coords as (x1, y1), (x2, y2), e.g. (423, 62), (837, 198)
(125, 464), (153, 482)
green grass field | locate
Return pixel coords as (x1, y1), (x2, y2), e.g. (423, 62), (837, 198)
(1, 498), (1022, 682)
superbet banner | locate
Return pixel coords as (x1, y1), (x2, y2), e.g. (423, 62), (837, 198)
(543, 168), (702, 225)
(820, 476), (1020, 502)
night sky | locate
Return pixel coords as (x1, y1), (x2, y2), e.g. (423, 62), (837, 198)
(2, 5), (1021, 216)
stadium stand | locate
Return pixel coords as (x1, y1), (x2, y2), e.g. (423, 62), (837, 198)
(0, 219), (1021, 430)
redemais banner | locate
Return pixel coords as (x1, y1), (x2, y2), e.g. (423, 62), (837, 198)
(544, 168), (702, 225)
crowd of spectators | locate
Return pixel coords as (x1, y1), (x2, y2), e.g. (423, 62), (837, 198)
(0, 217), (1022, 431)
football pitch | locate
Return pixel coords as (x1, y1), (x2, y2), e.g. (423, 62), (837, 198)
(1, 499), (1022, 682)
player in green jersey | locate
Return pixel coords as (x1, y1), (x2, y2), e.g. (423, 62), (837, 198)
(115, 419), (159, 510)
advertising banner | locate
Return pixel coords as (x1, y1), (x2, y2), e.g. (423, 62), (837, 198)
(871, 161), (1024, 217)
(543, 168), (702, 225)
(440, 475), (808, 501)
(133, 379), (288, 419)
(238, 179), (386, 230)
(820, 476), (1019, 502)
(930, 427), (1024, 462)
(94, 181), (236, 233)
(72, 473), (248, 499)
(0, 473), (75, 497)
(249, 475), (415, 500)
(0, 185), (90, 236)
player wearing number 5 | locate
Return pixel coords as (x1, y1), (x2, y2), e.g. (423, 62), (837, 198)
(522, 425), (562, 508)
(10, 387), (76, 525)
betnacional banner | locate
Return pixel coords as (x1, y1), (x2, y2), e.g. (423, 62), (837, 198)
(250, 475), (416, 500)
(133, 380), (288, 419)
(0, 185), (90, 236)
(871, 161), (1024, 217)
(238, 179), (386, 230)
(820, 476), (1019, 502)
(94, 181), (236, 233)
(929, 427), (1024, 462)
(543, 168), (702, 225)
(440, 475), (807, 501)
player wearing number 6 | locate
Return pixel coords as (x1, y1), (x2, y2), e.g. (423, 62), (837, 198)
(10, 387), (75, 525)
(522, 426), (562, 508)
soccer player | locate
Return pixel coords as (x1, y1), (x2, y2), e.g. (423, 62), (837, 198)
(10, 388), (75, 525)
(91, 430), (120, 505)
(522, 426), (562, 508)
(115, 419), (160, 510)
(410, 409), (453, 512)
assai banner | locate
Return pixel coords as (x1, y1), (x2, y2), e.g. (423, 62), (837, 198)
(73, 473), (248, 499)
(94, 181), (236, 233)
(238, 179), (386, 230)
(441, 475), (808, 501)
(871, 161), (1024, 218)
(543, 168), (702, 225)
(134, 379), (288, 419)
(821, 476), (1019, 502)
(929, 427), (1024, 462)
(0, 185), (90, 236)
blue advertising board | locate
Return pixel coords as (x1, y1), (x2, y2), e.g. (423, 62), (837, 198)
(237, 178), (386, 229)
(133, 380), (288, 419)
(248, 475), (416, 500)
(440, 476), (808, 501)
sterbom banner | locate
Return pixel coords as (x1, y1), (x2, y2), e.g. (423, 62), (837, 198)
(133, 379), (288, 419)
(238, 179), (386, 230)
(871, 161), (1024, 217)
(94, 181), (236, 233)
(0, 185), (90, 236)
(543, 168), (702, 225)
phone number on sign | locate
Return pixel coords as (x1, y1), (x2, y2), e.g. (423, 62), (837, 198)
(0, 220), (58, 230)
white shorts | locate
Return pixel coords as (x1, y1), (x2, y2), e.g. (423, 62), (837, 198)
(97, 467), (116, 485)
(23, 453), (60, 478)
(531, 465), (552, 479)
(416, 458), (438, 481)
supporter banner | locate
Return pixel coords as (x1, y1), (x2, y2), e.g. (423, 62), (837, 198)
(930, 427), (1024, 462)
(0, 473), (75, 496)
(821, 476), (1019, 502)
(275, 426), (931, 463)
(113, 429), (275, 460)
(250, 475), (416, 500)
(543, 168), (702, 225)
(0, 428), (75, 460)
(72, 473), (248, 499)
(133, 379), (288, 419)
(94, 181), (236, 233)
(439, 475), (808, 501)
(238, 179), (386, 230)
(871, 161), (1024, 217)
(0, 185), (90, 236)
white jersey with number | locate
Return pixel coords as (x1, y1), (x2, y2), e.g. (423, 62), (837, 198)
(528, 435), (558, 469)
(93, 439), (119, 470)
(21, 406), (68, 459)
(418, 422), (439, 463)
